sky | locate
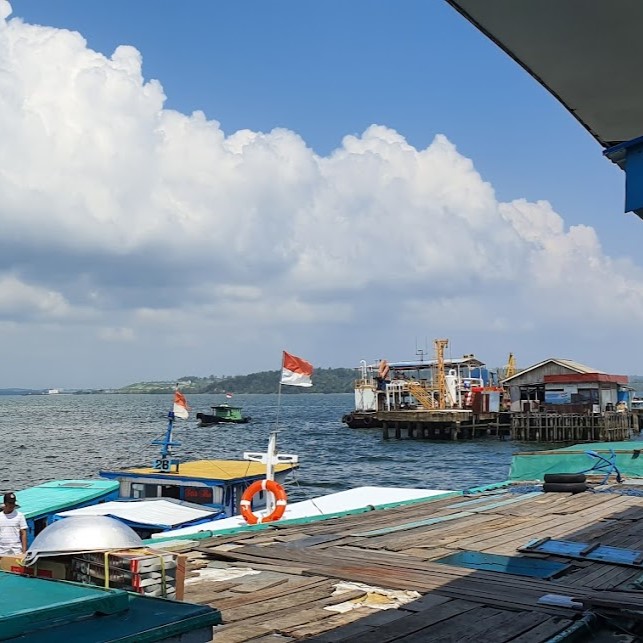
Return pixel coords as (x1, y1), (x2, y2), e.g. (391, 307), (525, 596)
(1, 0), (642, 389)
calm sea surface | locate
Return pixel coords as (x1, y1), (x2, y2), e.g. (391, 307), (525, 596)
(1, 393), (619, 500)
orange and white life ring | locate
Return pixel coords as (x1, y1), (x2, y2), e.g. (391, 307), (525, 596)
(240, 479), (287, 525)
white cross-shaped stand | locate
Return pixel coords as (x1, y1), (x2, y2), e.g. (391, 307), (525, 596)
(244, 431), (299, 514)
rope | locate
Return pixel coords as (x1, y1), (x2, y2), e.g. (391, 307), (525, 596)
(578, 449), (623, 484)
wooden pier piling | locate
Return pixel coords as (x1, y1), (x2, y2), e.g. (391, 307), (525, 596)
(379, 410), (634, 442)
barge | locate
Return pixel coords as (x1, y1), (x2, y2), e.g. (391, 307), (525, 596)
(342, 339), (505, 437)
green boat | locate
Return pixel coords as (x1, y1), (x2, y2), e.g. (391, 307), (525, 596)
(196, 404), (251, 427)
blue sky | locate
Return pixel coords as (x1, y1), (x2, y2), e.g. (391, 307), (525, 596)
(1, 1), (640, 387)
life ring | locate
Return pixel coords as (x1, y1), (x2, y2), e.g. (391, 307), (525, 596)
(240, 479), (287, 524)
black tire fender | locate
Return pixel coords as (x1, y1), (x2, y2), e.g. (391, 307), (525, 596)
(543, 473), (587, 484)
(542, 482), (588, 494)
(362, 415), (372, 426)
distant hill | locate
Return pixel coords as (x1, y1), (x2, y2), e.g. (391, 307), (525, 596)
(117, 368), (357, 394)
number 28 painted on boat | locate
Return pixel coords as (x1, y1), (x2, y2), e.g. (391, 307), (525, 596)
(240, 479), (287, 524)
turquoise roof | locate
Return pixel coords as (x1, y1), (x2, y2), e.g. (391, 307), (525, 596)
(0, 571), (221, 641)
(13, 480), (119, 519)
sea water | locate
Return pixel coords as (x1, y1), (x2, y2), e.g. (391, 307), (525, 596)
(3, 392), (534, 499)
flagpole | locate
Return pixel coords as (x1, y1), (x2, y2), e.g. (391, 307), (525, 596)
(275, 381), (283, 430)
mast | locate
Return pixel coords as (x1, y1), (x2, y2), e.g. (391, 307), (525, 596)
(151, 411), (182, 473)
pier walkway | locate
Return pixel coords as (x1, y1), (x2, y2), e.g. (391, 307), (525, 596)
(169, 481), (643, 641)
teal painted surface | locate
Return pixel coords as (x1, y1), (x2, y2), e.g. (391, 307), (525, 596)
(0, 571), (221, 641)
(16, 480), (120, 519)
(435, 551), (568, 578)
(0, 571), (129, 639)
(509, 442), (643, 481)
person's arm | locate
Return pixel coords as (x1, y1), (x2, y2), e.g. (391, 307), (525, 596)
(19, 513), (28, 553)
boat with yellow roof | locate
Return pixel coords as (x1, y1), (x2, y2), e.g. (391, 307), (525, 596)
(98, 408), (298, 522)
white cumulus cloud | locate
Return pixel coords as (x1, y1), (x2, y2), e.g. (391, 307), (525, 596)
(0, 3), (641, 386)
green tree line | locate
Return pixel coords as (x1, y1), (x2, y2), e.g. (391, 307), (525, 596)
(118, 367), (357, 394)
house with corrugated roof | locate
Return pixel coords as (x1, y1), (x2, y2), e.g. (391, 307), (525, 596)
(502, 358), (629, 414)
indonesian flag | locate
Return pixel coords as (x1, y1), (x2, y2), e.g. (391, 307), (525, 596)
(280, 351), (313, 387)
(173, 390), (189, 419)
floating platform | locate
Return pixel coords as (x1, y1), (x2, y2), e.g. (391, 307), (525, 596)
(159, 478), (643, 641)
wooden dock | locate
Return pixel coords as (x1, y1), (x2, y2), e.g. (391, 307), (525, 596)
(380, 410), (510, 440)
(170, 481), (643, 641)
(511, 411), (634, 442)
(378, 410), (635, 442)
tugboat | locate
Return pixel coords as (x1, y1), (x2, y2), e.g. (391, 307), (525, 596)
(196, 404), (251, 427)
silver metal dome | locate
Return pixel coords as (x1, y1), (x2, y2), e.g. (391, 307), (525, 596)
(24, 515), (143, 565)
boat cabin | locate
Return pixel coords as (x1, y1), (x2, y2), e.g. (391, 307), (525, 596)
(99, 460), (297, 518)
(212, 405), (245, 421)
(196, 404), (251, 426)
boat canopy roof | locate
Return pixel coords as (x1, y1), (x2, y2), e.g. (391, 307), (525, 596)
(101, 459), (297, 483)
(446, 0), (643, 148)
(56, 499), (219, 529)
(12, 480), (119, 520)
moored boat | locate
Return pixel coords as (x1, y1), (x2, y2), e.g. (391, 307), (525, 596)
(83, 410), (297, 536)
(342, 345), (501, 428)
(16, 394), (297, 540)
(6, 479), (119, 547)
(196, 403), (251, 426)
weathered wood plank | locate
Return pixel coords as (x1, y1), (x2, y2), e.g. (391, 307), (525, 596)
(393, 607), (547, 643)
(310, 599), (480, 643)
(284, 607), (375, 639)
(507, 616), (578, 643)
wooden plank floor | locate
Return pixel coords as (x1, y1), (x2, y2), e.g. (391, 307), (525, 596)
(173, 485), (643, 642)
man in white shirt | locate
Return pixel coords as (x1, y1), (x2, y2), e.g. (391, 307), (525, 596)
(0, 492), (27, 555)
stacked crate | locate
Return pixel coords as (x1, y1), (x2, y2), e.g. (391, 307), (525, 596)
(70, 549), (183, 599)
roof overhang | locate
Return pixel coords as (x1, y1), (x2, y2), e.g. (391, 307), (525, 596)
(545, 373), (629, 385)
(446, 0), (643, 217)
(446, 0), (643, 148)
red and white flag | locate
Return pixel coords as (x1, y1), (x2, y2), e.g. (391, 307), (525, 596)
(225, 392), (233, 399)
(173, 390), (189, 420)
(280, 351), (313, 387)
